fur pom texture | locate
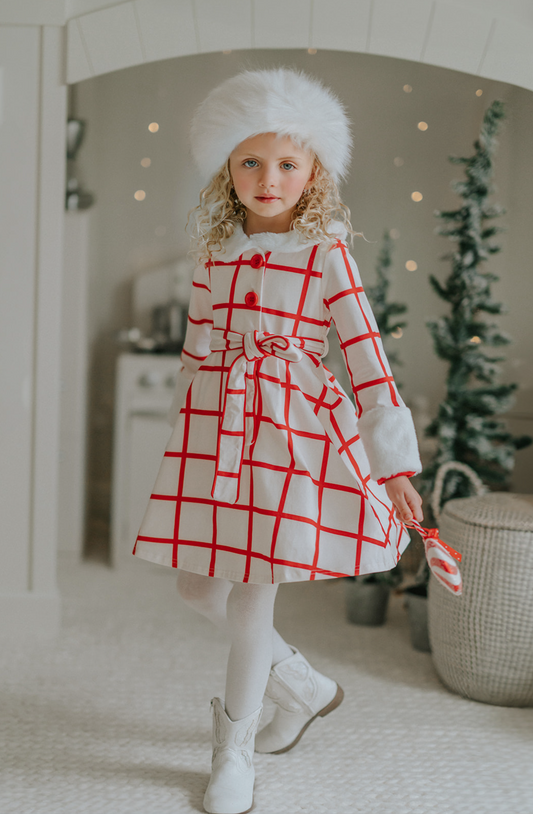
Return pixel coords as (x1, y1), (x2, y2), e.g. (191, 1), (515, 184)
(357, 406), (422, 483)
(190, 68), (352, 184)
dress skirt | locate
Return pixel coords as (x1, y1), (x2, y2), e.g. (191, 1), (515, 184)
(133, 348), (410, 583)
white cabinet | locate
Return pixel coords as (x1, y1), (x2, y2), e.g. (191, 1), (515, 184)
(110, 353), (188, 565)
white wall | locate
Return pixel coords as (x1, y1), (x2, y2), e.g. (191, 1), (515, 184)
(501, 89), (533, 490)
(0, 24), (65, 635)
(0, 25), (40, 595)
(72, 49), (533, 553)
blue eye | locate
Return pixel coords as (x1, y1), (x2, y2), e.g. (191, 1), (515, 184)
(243, 159), (258, 168)
(281, 163), (295, 171)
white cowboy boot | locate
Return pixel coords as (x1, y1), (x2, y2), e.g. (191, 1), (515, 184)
(203, 697), (263, 814)
(254, 646), (343, 754)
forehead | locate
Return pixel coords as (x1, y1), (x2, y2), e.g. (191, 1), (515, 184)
(232, 132), (311, 159)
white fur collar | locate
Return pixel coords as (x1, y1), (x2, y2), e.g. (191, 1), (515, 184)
(217, 221), (347, 262)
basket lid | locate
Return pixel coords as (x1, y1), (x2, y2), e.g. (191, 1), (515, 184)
(442, 493), (533, 531)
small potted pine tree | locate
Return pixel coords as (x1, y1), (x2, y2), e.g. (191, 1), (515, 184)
(403, 559), (432, 651)
(345, 565), (403, 626)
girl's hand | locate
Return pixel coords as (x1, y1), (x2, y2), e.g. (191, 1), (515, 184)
(384, 475), (423, 524)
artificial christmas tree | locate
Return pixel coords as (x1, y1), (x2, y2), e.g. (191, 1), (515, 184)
(422, 100), (530, 507)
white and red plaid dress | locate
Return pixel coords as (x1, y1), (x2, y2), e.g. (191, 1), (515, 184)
(133, 224), (422, 583)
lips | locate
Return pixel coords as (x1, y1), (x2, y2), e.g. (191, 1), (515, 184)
(255, 196), (279, 202)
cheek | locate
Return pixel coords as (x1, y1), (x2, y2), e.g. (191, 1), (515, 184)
(285, 173), (309, 198)
(233, 172), (253, 199)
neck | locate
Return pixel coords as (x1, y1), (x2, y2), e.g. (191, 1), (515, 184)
(243, 209), (295, 236)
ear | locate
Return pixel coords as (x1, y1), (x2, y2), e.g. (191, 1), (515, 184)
(304, 160), (317, 190)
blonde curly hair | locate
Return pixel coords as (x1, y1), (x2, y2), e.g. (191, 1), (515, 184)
(187, 156), (355, 262)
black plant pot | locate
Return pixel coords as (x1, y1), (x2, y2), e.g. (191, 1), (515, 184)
(344, 580), (391, 626)
(404, 585), (431, 652)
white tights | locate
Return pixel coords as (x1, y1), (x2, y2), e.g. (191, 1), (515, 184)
(177, 570), (293, 721)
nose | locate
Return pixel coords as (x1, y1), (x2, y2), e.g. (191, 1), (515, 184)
(258, 165), (276, 188)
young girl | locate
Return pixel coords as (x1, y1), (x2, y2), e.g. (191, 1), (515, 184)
(133, 68), (423, 814)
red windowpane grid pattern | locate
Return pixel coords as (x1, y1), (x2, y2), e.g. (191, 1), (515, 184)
(133, 241), (410, 583)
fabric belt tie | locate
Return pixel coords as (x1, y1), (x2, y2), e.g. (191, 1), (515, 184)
(209, 329), (327, 504)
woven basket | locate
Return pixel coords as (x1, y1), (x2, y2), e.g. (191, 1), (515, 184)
(428, 472), (533, 707)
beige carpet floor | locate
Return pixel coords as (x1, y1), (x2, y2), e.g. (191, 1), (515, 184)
(1, 555), (532, 814)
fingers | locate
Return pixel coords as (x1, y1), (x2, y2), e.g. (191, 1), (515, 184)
(413, 500), (424, 523)
(384, 477), (424, 524)
(395, 498), (413, 523)
(406, 492), (424, 523)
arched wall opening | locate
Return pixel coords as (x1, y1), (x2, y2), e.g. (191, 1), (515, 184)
(65, 0), (533, 92)
(69, 44), (533, 561)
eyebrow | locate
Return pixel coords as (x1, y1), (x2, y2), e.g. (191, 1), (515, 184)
(241, 154), (301, 161)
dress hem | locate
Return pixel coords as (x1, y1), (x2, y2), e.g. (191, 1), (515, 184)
(132, 532), (410, 584)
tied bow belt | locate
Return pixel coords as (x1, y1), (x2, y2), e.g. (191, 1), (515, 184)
(209, 329), (327, 504)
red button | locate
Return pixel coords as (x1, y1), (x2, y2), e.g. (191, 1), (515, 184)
(245, 291), (259, 307)
(250, 254), (264, 269)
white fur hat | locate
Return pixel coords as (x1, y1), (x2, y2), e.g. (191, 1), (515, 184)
(190, 68), (352, 184)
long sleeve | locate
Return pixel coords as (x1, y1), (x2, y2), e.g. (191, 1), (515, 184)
(167, 260), (213, 426)
(322, 241), (422, 482)
(180, 260), (214, 379)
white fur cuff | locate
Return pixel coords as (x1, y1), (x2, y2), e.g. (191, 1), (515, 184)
(357, 406), (422, 483)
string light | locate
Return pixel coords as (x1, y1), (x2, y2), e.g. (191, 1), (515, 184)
(391, 327), (403, 339)
(308, 48), (317, 54)
(134, 190), (146, 201)
(403, 84), (412, 93)
(141, 157), (151, 167)
(405, 260), (418, 271)
(148, 122), (159, 133)
(393, 157), (404, 167)
(418, 121), (428, 131)
(389, 228), (400, 239)
(476, 89), (483, 96)
(411, 191), (423, 202)
(470, 335), (481, 343)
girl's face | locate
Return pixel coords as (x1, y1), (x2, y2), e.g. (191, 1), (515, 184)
(229, 133), (314, 235)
